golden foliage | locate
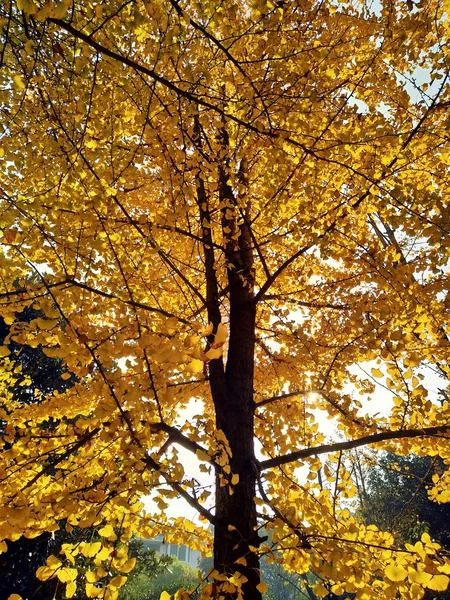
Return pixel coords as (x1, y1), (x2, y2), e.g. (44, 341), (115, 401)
(0, 0), (450, 597)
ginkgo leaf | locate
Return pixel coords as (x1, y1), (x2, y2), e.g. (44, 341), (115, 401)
(80, 542), (102, 557)
(96, 547), (111, 561)
(86, 583), (102, 598)
(409, 570), (432, 585)
(187, 359), (203, 373)
(159, 592), (171, 600)
(36, 566), (55, 581)
(36, 318), (58, 330)
(428, 575), (450, 592)
(256, 582), (267, 593)
(46, 555), (62, 568)
(13, 75), (25, 90)
(201, 323), (214, 337)
(116, 557), (136, 573)
(56, 567), (77, 583)
(110, 575), (128, 589)
(385, 564), (408, 581)
(98, 525), (114, 538)
(205, 346), (222, 360)
(196, 449), (210, 462)
(66, 581), (77, 598)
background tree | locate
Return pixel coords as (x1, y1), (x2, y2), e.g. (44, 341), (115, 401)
(118, 539), (175, 600)
(0, 304), (75, 599)
(121, 556), (198, 600)
(1, 0), (450, 599)
(358, 452), (450, 600)
(0, 307), (172, 599)
(360, 453), (450, 548)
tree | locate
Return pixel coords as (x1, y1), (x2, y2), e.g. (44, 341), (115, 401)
(358, 452), (450, 600)
(118, 539), (175, 600)
(0, 304), (171, 600)
(0, 305), (74, 407)
(122, 556), (198, 600)
(360, 453), (450, 549)
(1, 0), (450, 598)
(359, 452), (450, 600)
(0, 304), (76, 599)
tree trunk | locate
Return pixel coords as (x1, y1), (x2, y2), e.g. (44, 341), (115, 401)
(212, 265), (261, 600)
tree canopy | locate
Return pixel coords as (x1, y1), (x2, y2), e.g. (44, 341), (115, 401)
(1, 0), (450, 598)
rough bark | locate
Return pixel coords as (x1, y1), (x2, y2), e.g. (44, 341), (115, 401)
(195, 112), (261, 598)
(210, 143), (261, 598)
(213, 266), (260, 599)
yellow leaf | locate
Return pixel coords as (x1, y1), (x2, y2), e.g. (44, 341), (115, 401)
(98, 525), (114, 538)
(439, 561), (450, 575)
(385, 564), (408, 581)
(24, 39), (34, 55)
(184, 520), (195, 533)
(428, 575), (449, 592)
(86, 583), (103, 598)
(8, 595), (23, 600)
(256, 582), (267, 593)
(0, 346), (11, 358)
(117, 557), (136, 573)
(205, 346), (223, 360)
(47, 555), (62, 568)
(36, 566), (55, 581)
(110, 575), (128, 589)
(188, 358), (204, 373)
(212, 323), (227, 347)
(201, 322), (214, 337)
(231, 473), (239, 485)
(160, 592), (171, 600)
(43, 346), (69, 358)
(56, 567), (77, 583)
(96, 547), (111, 561)
(66, 581), (77, 598)
(80, 542), (102, 558)
(409, 570), (432, 585)
(13, 75), (25, 90)
(313, 583), (329, 598)
(196, 449), (210, 462)
(235, 557), (247, 566)
(371, 368), (383, 378)
(36, 318), (58, 330)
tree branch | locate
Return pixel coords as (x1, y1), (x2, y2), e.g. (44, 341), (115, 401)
(149, 422), (213, 464)
(255, 390), (310, 409)
(259, 425), (450, 470)
(65, 278), (190, 324)
(143, 453), (217, 525)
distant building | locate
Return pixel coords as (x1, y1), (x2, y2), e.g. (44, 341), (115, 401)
(141, 535), (201, 568)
